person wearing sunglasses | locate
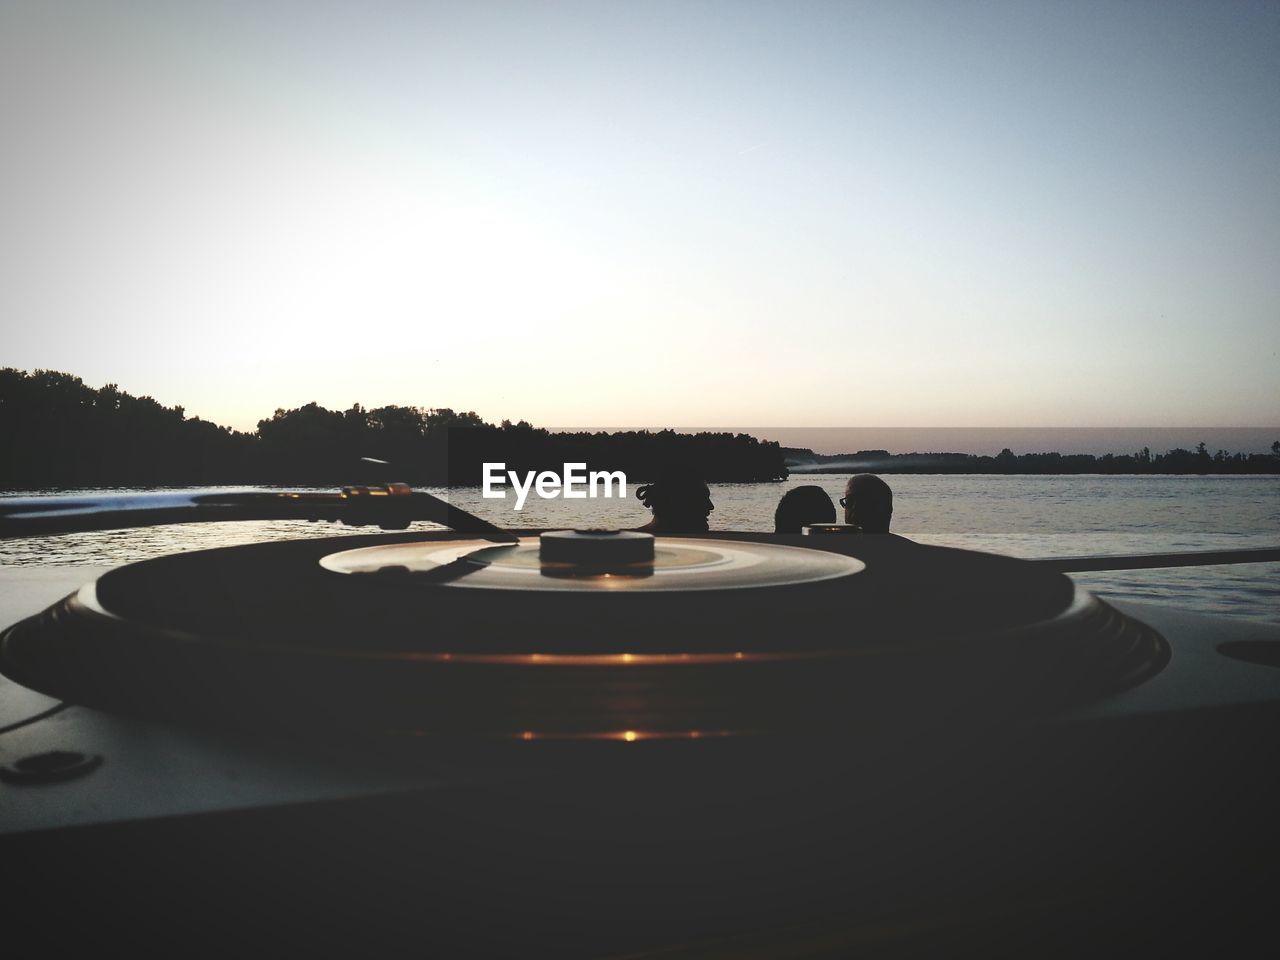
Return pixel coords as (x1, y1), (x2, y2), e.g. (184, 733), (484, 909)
(839, 474), (893, 534)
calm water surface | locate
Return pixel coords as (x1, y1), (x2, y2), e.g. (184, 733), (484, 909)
(2, 475), (1278, 624)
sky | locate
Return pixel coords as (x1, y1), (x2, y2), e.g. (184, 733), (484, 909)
(1, 0), (1278, 432)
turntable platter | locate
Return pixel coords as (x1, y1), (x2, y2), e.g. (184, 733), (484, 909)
(0, 530), (1166, 740)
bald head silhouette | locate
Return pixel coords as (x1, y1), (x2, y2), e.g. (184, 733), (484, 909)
(842, 474), (893, 533)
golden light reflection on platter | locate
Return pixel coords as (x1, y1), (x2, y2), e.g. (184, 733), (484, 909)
(390, 728), (748, 742)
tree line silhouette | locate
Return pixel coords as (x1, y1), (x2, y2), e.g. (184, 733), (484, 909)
(0, 369), (789, 488)
(3, 369), (1276, 488)
(784, 443), (1280, 475)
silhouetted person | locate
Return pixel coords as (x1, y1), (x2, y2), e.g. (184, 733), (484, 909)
(841, 474), (893, 533)
(774, 485), (836, 533)
(635, 475), (714, 534)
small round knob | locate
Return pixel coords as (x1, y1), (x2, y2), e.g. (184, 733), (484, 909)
(0, 749), (102, 784)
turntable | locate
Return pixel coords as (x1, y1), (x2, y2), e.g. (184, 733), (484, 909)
(1, 487), (1278, 956)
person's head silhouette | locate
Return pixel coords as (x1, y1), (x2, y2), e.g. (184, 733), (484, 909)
(635, 473), (714, 534)
(774, 485), (836, 533)
(841, 474), (893, 533)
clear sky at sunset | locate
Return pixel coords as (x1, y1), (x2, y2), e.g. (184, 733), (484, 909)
(2, 0), (1277, 431)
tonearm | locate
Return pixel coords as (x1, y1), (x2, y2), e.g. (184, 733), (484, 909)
(0, 483), (506, 537)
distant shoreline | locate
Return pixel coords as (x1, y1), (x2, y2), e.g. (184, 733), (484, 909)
(558, 426), (1280, 458)
(784, 446), (1280, 476)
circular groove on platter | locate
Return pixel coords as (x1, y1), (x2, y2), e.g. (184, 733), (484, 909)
(319, 536), (866, 592)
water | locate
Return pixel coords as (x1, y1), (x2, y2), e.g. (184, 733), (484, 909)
(2, 475), (1278, 624)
